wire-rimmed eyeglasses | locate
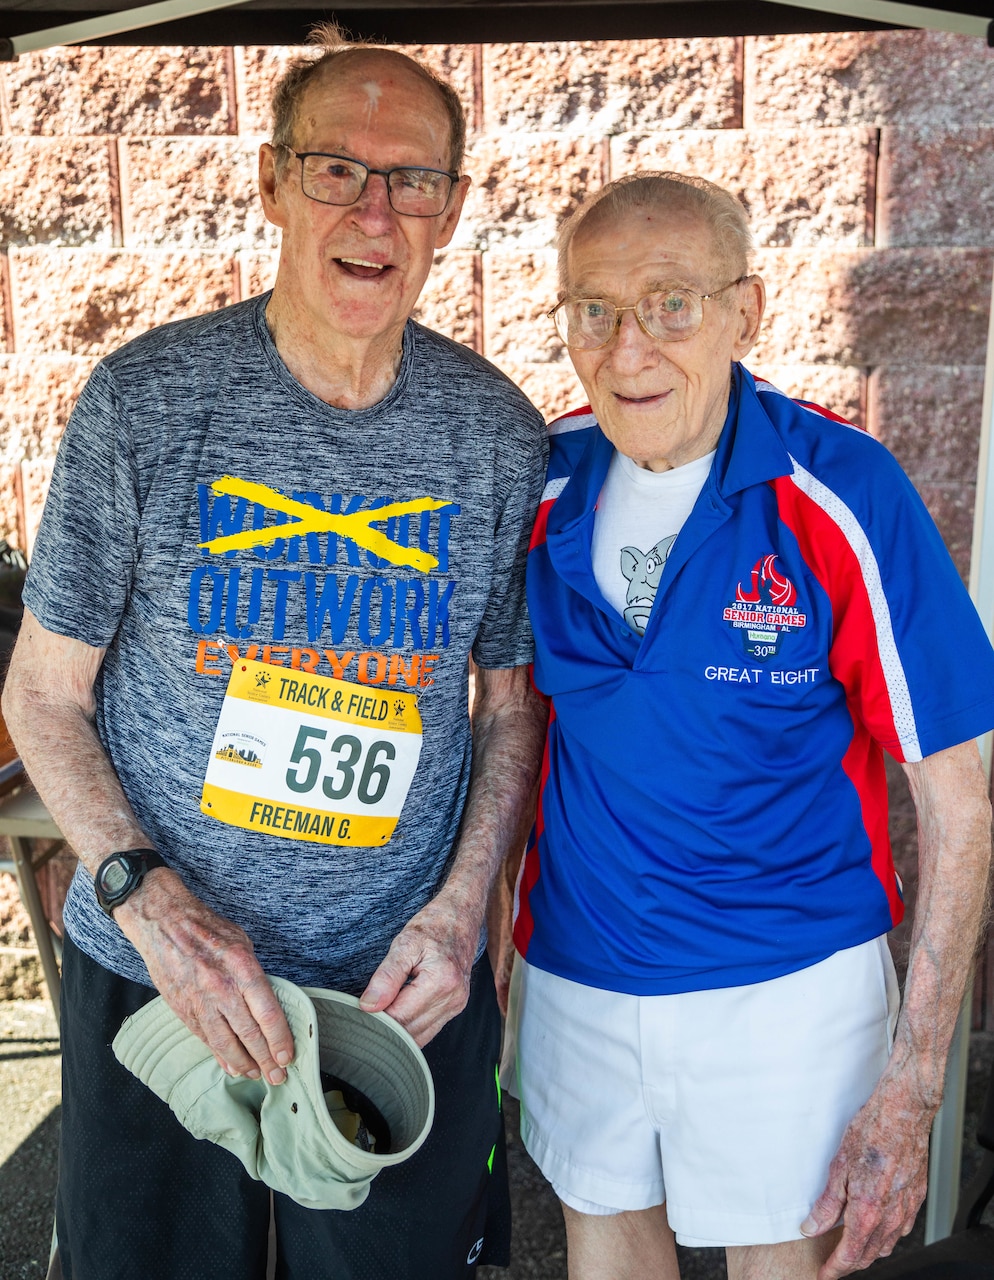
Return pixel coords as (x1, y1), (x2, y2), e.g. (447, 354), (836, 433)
(279, 147), (458, 218)
(548, 277), (750, 350)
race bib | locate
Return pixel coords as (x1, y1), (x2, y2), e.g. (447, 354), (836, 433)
(201, 659), (423, 846)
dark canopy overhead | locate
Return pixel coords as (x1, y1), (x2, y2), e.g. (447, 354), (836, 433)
(0, 0), (992, 56)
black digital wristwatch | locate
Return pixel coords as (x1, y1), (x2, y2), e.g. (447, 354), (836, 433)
(94, 849), (168, 917)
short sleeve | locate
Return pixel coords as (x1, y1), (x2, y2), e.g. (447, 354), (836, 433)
(22, 361), (141, 649)
(816, 454), (994, 762)
(472, 408), (548, 670)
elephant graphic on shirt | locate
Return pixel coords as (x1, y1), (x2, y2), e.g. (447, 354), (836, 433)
(620, 534), (677, 635)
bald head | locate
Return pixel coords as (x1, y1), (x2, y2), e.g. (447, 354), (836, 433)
(559, 172), (753, 299)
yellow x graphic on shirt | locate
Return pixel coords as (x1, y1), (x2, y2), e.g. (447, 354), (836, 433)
(198, 476), (450, 572)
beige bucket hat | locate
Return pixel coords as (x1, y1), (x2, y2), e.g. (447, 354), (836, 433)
(112, 976), (435, 1211)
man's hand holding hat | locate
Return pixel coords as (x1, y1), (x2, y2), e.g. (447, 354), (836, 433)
(115, 866), (296, 1085)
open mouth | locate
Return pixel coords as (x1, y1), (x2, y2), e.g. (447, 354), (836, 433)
(335, 256), (392, 280)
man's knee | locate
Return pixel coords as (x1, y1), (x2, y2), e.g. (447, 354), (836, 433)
(725, 1228), (842, 1280)
(561, 1202), (679, 1280)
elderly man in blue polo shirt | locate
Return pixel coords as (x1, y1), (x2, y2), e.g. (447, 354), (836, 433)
(508, 171), (994, 1280)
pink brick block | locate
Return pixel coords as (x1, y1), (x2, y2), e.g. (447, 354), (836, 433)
(236, 46), (308, 137)
(121, 139), (278, 251)
(9, 249), (238, 356)
(877, 127), (994, 248)
(483, 40), (741, 133)
(613, 128), (875, 248)
(0, 467), (20, 549)
(412, 250), (480, 350)
(0, 255), (9, 352)
(916, 482), (976, 582)
(752, 248), (993, 367)
(456, 136), (604, 251)
(748, 32), (994, 128)
(867, 365), (984, 483)
(0, 139), (115, 248)
(2, 47), (235, 136)
(0, 355), (96, 462)
(240, 251), (279, 301)
(21, 457), (55, 557)
(482, 250), (562, 365)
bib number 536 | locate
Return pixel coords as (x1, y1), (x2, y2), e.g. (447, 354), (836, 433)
(285, 725), (396, 805)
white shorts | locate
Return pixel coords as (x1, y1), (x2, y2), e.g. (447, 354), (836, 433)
(505, 938), (899, 1248)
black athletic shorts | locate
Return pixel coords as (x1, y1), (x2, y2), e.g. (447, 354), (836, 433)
(56, 934), (511, 1280)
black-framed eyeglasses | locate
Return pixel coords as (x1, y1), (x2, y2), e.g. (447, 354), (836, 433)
(548, 277), (750, 350)
(279, 147), (458, 218)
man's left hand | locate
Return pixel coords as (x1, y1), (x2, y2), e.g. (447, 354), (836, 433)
(358, 889), (479, 1046)
(801, 1069), (935, 1279)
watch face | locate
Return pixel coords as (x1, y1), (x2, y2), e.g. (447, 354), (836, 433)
(101, 859), (130, 896)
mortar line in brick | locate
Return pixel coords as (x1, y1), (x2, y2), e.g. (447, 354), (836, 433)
(600, 135), (611, 185)
(857, 367), (868, 430)
(472, 250), (483, 354)
(224, 47), (239, 135)
(232, 47), (248, 138)
(731, 37), (745, 131)
(0, 68), (10, 135)
(479, 251), (489, 357)
(0, 252), (15, 355)
(478, 44), (491, 135)
(12, 464), (26, 557)
(865, 365), (879, 438)
(107, 138), (124, 249)
(230, 257), (243, 306)
(472, 44), (483, 140)
(115, 138), (132, 249)
(865, 128), (880, 249)
(740, 37), (753, 131)
(873, 127), (888, 249)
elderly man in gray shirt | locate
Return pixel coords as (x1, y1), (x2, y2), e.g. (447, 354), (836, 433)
(3, 26), (548, 1280)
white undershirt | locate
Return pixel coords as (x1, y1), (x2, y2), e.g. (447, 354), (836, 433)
(592, 449), (715, 636)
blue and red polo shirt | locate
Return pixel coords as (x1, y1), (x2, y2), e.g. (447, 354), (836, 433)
(515, 364), (994, 995)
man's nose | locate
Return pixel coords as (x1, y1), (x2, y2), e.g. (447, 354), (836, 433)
(608, 309), (658, 371)
(351, 172), (395, 227)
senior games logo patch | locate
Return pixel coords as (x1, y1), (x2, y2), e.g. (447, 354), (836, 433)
(722, 553), (807, 661)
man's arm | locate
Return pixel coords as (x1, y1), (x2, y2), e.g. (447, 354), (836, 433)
(802, 737), (992, 1280)
(2, 609), (295, 1084)
(487, 833), (528, 1017)
(359, 663), (549, 1046)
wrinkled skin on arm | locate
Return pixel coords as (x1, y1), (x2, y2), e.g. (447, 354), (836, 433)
(359, 663), (548, 1046)
(2, 609), (295, 1084)
(801, 739), (992, 1280)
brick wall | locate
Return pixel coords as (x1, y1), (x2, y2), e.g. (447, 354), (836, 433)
(1, 32), (993, 564)
(0, 30), (993, 1004)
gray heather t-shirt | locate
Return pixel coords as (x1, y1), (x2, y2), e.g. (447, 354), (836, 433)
(24, 294), (547, 992)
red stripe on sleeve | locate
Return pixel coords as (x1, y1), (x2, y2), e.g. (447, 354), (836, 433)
(773, 475), (904, 758)
(840, 728), (905, 926)
(774, 476), (904, 923)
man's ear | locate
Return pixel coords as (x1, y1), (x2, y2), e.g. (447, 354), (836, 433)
(731, 274), (766, 361)
(434, 174), (472, 250)
(259, 143), (287, 230)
